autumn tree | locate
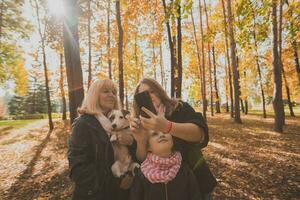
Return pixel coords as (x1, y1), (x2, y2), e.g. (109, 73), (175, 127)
(199, 0), (207, 120)
(32, 0), (54, 130)
(221, 0), (234, 117)
(116, 0), (124, 107)
(0, 0), (31, 88)
(227, 0), (241, 123)
(46, 16), (67, 120)
(63, 0), (84, 123)
(272, 0), (285, 132)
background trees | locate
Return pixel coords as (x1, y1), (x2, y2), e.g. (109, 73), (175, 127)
(0, 0), (299, 133)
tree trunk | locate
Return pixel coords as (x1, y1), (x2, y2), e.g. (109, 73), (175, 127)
(107, 0), (112, 79)
(159, 43), (166, 90)
(199, 0), (207, 120)
(245, 100), (248, 115)
(33, 77), (37, 113)
(279, 0), (294, 117)
(253, 14), (267, 118)
(208, 47), (213, 116)
(63, 0), (84, 123)
(134, 33), (140, 81)
(176, 1), (182, 98)
(212, 46), (221, 113)
(87, 0), (92, 88)
(60, 53), (67, 120)
(152, 41), (157, 80)
(292, 40), (300, 85)
(34, 0), (53, 130)
(223, 40), (229, 113)
(172, 33), (177, 97)
(204, 0), (213, 116)
(272, 0), (284, 133)
(191, 9), (203, 107)
(285, 0), (300, 85)
(227, 0), (241, 123)
(240, 99), (245, 113)
(125, 82), (128, 110)
(162, 0), (176, 97)
(243, 70), (248, 115)
(116, 0), (124, 108)
(221, 0), (234, 118)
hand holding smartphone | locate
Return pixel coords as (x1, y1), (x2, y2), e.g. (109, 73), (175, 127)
(134, 91), (157, 118)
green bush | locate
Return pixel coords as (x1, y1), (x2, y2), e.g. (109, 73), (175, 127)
(0, 116), (10, 120)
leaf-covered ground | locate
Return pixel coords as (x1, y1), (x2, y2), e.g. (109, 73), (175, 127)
(0, 114), (299, 200)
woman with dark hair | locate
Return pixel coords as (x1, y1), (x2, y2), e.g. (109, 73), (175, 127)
(130, 78), (217, 200)
(68, 79), (135, 200)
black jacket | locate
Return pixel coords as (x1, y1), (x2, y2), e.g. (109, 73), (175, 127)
(166, 101), (217, 194)
(67, 114), (133, 200)
(130, 164), (202, 200)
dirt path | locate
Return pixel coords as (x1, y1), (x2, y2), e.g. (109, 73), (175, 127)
(0, 120), (72, 200)
(0, 119), (47, 141)
(0, 114), (299, 200)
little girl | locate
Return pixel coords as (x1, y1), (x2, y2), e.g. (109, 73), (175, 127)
(130, 131), (202, 200)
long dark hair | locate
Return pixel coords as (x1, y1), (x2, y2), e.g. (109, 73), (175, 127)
(132, 78), (179, 117)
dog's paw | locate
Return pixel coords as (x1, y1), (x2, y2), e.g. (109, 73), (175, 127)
(110, 134), (117, 142)
(111, 163), (122, 177)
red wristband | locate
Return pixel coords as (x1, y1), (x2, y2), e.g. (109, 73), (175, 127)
(165, 121), (173, 133)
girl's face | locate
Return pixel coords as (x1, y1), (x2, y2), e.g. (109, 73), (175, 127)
(99, 87), (117, 113)
(148, 131), (173, 157)
(138, 83), (162, 112)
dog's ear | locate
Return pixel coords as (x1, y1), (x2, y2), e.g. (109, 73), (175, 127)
(121, 109), (130, 118)
(107, 110), (113, 118)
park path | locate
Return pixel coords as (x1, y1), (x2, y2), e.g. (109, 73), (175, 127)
(0, 119), (72, 200)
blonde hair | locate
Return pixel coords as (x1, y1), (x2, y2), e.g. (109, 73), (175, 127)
(132, 78), (179, 117)
(78, 79), (119, 115)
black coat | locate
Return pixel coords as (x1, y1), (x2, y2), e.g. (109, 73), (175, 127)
(130, 163), (202, 200)
(67, 114), (133, 200)
(166, 101), (217, 194)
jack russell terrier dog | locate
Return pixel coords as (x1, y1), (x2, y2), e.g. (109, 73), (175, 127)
(108, 110), (139, 178)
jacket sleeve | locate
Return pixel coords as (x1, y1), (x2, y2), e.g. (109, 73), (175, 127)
(181, 102), (209, 149)
(129, 173), (144, 200)
(67, 120), (99, 191)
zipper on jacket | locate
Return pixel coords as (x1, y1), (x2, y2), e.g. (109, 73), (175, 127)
(164, 183), (168, 200)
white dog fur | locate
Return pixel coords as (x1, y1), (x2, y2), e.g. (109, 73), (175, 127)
(104, 110), (139, 177)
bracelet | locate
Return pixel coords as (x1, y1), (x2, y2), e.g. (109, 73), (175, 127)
(165, 121), (173, 133)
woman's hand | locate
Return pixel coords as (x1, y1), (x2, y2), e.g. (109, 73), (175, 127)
(140, 107), (169, 133)
(128, 116), (148, 142)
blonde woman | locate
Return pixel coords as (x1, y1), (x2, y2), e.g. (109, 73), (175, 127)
(68, 79), (134, 200)
(130, 78), (217, 200)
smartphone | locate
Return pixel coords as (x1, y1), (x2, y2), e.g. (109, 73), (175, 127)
(134, 91), (157, 118)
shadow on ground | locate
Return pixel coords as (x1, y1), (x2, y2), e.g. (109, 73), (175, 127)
(2, 115), (299, 200)
(3, 121), (73, 200)
(205, 114), (300, 200)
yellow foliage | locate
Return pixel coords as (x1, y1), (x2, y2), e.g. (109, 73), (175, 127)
(11, 58), (28, 96)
